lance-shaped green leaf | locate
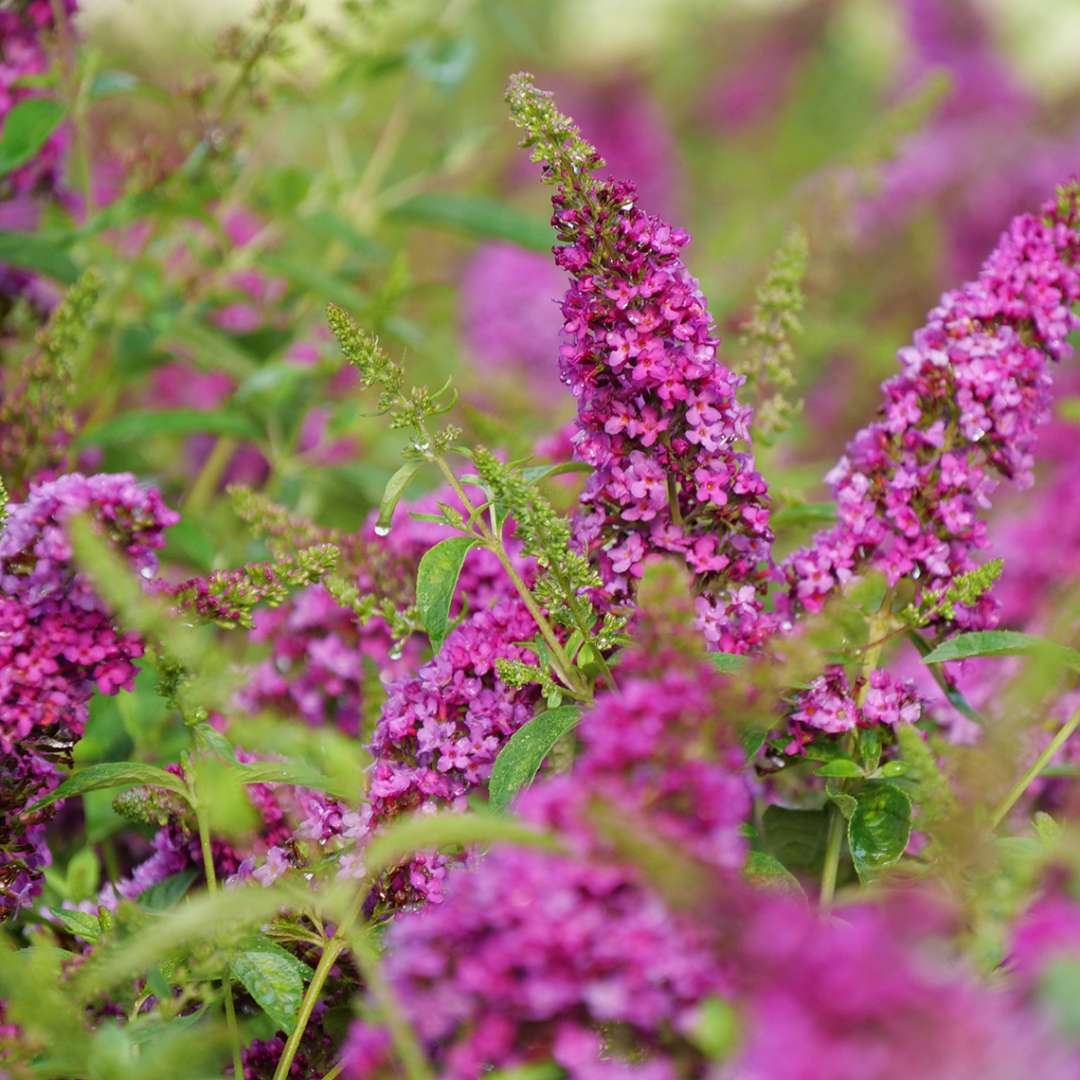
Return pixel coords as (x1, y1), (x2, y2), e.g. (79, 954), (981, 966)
(377, 460), (424, 532)
(0, 98), (66, 177)
(27, 762), (189, 814)
(388, 192), (554, 251)
(814, 758), (864, 779)
(230, 950), (305, 1034)
(235, 760), (352, 799)
(364, 809), (563, 879)
(848, 782), (912, 883)
(75, 408), (260, 449)
(415, 535), (479, 652)
(744, 850), (804, 896)
(488, 705), (582, 811)
(707, 652), (746, 674)
(921, 630), (1080, 670)
(51, 909), (104, 944)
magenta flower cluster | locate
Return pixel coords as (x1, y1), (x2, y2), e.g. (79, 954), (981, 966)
(0, 472), (177, 916)
(550, 162), (774, 652)
(784, 188), (1080, 627)
(342, 640), (1073, 1079)
(782, 665), (922, 756)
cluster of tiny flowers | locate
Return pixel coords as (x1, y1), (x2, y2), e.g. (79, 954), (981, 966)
(784, 187), (1080, 627)
(0, 472), (177, 916)
(342, 812), (724, 1079)
(342, 622), (1071, 1078)
(366, 588), (540, 905)
(785, 665), (921, 749)
(509, 77), (775, 652)
(240, 490), (505, 736)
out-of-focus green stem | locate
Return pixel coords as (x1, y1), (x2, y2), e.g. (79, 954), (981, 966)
(193, 780), (243, 1078)
(991, 708), (1080, 830)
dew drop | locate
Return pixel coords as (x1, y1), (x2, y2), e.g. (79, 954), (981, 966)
(389, 647), (403, 661)
(140, 566), (154, 579)
(374, 524), (391, 537)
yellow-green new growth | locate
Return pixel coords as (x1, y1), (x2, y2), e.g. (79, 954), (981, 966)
(737, 226), (808, 442)
(505, 72), (604, 182)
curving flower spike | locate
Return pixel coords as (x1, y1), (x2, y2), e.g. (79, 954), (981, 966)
(507, 74), (776, 654)
(782, 182), (1080, 629)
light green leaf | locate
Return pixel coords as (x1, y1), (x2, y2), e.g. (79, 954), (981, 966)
(378, 460), (424, 532)
(488, 705), (582, 811)
(708, 652), (746, 674)
(921, 630), (1080, 670)
(744, 850), (804, 896)
(0, 98), (65, 177)
(75, 408), (260, 449)
(416, 535), (479, 653)
(364, 810), (563, 878)
(235, 760), (351, 799)
(771, 501), (837, 529)
(0, 230), (78, 282)
(388, 193), (554, 251)
(686, 995), (740, 1061)
(814, 758), (864, 779)
(138, 869), (199, 912)
(762, 806), (830, 875)
(848, 782), (912, 883)
(89, 70), (141, 99)
(28, 762), (189, 813)
(874, 760), (909, 779)
(230, 950), (304, 1034)
(51, 908), (103, 944)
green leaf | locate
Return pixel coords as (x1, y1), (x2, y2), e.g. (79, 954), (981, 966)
(874, 760), (909, 779)
(857, 727), (882, 773)
(364, 809), (562, 878)
(707, 652), (746, 674)
(75, 408), (260, 449)
(686, 995), (740, 1061)
(921, 630), (1080, 670)
(0, 98), (65, 177)
(848, 782), (912, 883)
(28, 762), (189, 813)
(518, 461), (593, 484)
(762, 806), (830, 875)
(771, 501), (837, 529)
(377, 460), (424, 532)
(237, 936), (314, 981)
(741, 728), (767, 761)
(826, 783), (858, 821)
(65, 847), (101, 903)
(388, 193), (554, 251)
(236, 760), (351, 799)
(138, 869), (199, 912)
(0, 230), (78, 282)
(814, 758), (864, 778)
(89, 70), (141, 99)
(415, 536), (480, 653)
(488, 706), (582, 811)
(743, 850), (804, 896)
(51, 908), (103, 944)
(230, 950), (304, 1034)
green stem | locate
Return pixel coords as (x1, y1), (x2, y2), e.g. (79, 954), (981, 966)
(818, 610), (893, 906)
(348, 927), (433, 1080)
(432, 455), (588, 700)
(991, 708), (1080, 830)
(819, 803), (845, 906)
(195, 794), (243, 1078)
(184, 436), (239, 514)
(272, 897), (364, 1080)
